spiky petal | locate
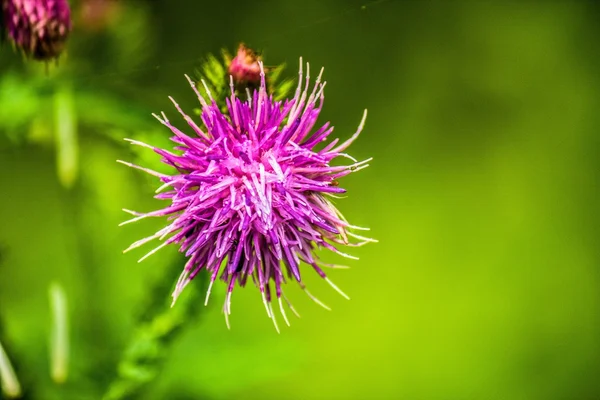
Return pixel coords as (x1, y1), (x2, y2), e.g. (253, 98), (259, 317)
(122, 59), (374, 329)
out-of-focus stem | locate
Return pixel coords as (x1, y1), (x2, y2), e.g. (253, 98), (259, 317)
(49, 282), (69, 384)
(0, 339), (22, 398)
(53, 84), (79, 189)
(101, 256), (207, 400)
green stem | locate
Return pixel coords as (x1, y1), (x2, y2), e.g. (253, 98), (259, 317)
(53, 84), (79, 189)
(0, 317), (37, 400)
(102, 256), (207, 400)
(49, 282), (69, 385)
(0, 338), (21, 399)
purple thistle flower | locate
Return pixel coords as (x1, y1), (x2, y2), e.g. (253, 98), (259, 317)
(1, 0), (71, 60)
(120, 60), (375, 331)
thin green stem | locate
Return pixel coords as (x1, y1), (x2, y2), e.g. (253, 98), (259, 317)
(49, 282), (70, 384)
(0, 338), (21, 399)
(102, 256), (207, 400)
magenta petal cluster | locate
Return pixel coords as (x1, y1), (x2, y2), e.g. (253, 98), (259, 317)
(1, 0), (71, 60)
(121, 60), (374, 330)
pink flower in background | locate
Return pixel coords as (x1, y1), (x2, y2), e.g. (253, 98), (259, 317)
(1, 0), (71, 60)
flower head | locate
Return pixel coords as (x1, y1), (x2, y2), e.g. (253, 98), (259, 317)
(1, 0), (72, 60)
(121, 60), (374, 331)
(228, 43), (262, 86)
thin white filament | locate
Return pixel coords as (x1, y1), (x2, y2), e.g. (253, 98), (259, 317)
(347, 231), (379, 243)
(334, 250), (359, 260)
(137, 240), (170, 263)
(122, 225), (171, 253)
(224, 303), (231, 330)
(278, 297), (291, 327)
(116, 160), (166, 178)
(204, 279), (215, 306)
(171, 269), (191, 307)
(282, 292), (301, 318)
(268, 303), (280, 334)
(325, 277), (350, 300)
(302, 287), (331, 311)
(319, 263), (351, 269)
(184, 74), (209, 109)
(261, 291), (272, 318)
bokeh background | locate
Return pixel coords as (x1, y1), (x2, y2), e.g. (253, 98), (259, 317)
(1, 0), (600, 399)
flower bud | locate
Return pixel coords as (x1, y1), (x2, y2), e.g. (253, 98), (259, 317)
(228, 43), (261, 86)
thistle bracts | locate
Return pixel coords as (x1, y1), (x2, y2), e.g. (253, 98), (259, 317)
(195, 44), (294, 113)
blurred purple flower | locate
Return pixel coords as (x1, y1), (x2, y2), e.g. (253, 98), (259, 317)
(1, 0), (71, 60)
(120, 60), (374, 331)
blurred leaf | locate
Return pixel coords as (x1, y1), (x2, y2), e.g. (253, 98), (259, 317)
(0, 73), (45, 141)
(73, 89), (173, 174)
(108, 4), (154, 74)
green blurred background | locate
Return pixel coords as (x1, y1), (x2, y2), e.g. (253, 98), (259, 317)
(1, 0), (600, 399)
